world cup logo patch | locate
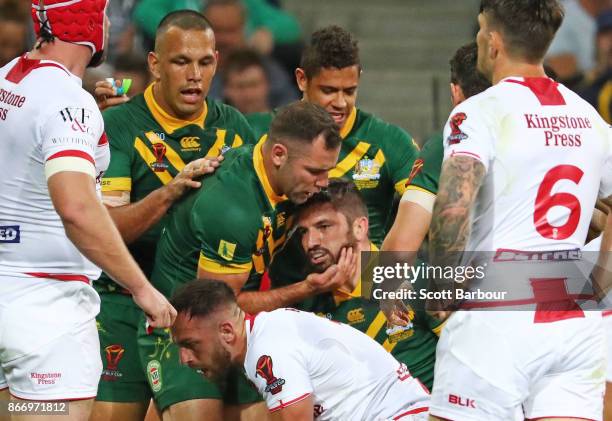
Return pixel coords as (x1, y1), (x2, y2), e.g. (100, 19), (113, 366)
(255, 355), (285, 395)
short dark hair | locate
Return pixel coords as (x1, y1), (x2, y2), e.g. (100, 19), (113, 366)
(479, 0), (564, 63)
(295, 178), (368, 225)
(300, 25), (360, 79)
(155, 10), (214, 50)
(171, 280), (236, 319)
(450, 42), (491, 98)
(268, 101), (341, 150)
(222, 48), (267, 83)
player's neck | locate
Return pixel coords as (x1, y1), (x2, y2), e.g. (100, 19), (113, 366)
(237, 313), (249, 365)
(26, 40), (90, 79)
(491, 60), (547, 85)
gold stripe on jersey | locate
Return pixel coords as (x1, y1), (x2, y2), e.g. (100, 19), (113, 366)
(339, 107), (357, 139)
(133, 137), (173, 184)
(253, 141), (287, 207)
(404, 185), (437, 196)
(431, 320), (447, 337)
(365, 311), (387, 340)
(382, 335), (398, 353)
(198, 253), (252, 274)
(232, 133), (244, 148)
(205, 129), (227, 157)
(101, 177), (132, 192)
(395, 178), (410, 195)
(144, 132), (186, 171)
(144, 84), (208, 134)
(329, 142), (371, 178)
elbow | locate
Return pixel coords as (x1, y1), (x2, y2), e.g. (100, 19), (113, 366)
(55, 199), (90, 227)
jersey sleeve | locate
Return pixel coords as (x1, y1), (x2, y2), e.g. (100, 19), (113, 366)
(192, 189), (258, 274)
(227, 107), (258, 146)
(245, 112), (273, 142)
(100, 107), (134, 193)
(246, 321), (313, 411)
(442, 98), (495, 171)
(40, 103), (103, 179)
(384, 124), (420, 195)
(406, 133), (444, 195)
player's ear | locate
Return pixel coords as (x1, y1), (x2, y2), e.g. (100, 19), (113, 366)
(450, 83), (465, 107)
(218, 320), (235, 346)
(489, 30), (502, 61)
(295, 68), (308, 94)
(148, 51), (160, 81)
(270, 143), (289, 167)
(353, 216), (369, 241)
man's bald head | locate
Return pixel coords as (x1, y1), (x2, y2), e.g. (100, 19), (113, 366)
(155, 10), (215, 53)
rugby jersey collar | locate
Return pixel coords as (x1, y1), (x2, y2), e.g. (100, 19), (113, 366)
(333, 242), (378, 304)
(144, 83), (208, 134)
(339, 106), (357, 139)
(253, 140), (287, 208)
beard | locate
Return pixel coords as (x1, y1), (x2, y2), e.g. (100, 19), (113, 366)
(306, 232), (358, 273)
(202, 343), (234, 386)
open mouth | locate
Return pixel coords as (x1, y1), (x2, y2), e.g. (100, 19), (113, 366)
(328, 111), (345, 125)
(180, 87), (203, 104)
(309, 249), (330, 265)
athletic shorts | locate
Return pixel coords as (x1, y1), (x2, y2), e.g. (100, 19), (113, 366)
(0, 275), (102, 400)
(137, 315), (262, 411)
(430, 310), (605, 421)
(95, 291), (152, 402)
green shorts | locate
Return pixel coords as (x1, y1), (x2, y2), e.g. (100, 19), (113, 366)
(136, 315), (262, 411)
(95, 292), (152, 403)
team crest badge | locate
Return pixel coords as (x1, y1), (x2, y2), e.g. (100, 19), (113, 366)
(447, 112), (468, 144)
(255, 355), (286, 395)
(352, 156), (381, 189)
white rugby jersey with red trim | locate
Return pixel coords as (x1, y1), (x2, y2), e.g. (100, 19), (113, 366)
(244, 309), (429, 420)
(0, 55), (109, 282)
(442, 76), (612, 308)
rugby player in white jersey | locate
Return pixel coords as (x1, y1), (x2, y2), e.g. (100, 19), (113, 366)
(428, 0), (612, 420)
(0, 1), (175, 419)
(170, 280), (430, 421)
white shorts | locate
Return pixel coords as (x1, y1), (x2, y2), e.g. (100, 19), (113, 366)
(0, 275), (102, 400)
(605, 311), (612, 383)
(430, 310), (605, 421)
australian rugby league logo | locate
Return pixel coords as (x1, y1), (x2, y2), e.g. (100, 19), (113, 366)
(255, 355), (285, 395)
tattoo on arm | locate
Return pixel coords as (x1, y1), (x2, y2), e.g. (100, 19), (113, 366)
(429, 155), (486, 273)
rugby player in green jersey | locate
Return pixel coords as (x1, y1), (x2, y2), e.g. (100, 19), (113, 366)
(140, 102), (355, 421)
(381, 42), (490, 326)
(291, 178), (443, 390)
(90, 11), (256, 421)
(248, 25), (419, 245)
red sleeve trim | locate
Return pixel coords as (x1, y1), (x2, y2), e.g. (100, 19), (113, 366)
(24, 272), (90, 284)
(47, 150), (94, 165)
(450, 150), (482, 160)
(269, 392), (311, 413)
(98, 132), (108, 146)
(393, 406), (429, 420)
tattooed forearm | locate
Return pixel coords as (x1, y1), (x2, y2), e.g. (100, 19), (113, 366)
(429, 156), (486, 268)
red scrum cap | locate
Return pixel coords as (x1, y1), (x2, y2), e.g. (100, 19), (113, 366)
(31, 0), (108, 65)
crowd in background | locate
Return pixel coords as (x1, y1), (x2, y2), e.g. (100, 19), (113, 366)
(0, 0), (611, 129)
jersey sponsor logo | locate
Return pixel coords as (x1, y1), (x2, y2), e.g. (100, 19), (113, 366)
(180, 136), (201, 151)
(448, 394), (476, 408)
(352, 156), (381, 189)
(219, 240), (237, 261)
(256, 355), (286, 395)
(406, 158), (424, 187)
(151, 143), (169, 172)
(147, 360), (163, 392)
(346, 308), (366, 324)
(0, 225), (20, 243)
(31, 372), (62, 385)
(101, 344), (125, 382)
(447, 112), (468, 144)
(59, 107), (95, 135)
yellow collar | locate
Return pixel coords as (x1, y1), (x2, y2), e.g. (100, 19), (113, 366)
(252, 141), (287, 208)
(333, 242), (378, 304)
(144, 83), (208, 134)
(339, 107), (357, 139)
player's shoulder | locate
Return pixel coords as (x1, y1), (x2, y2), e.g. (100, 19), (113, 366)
(245, 111), (274, 140)
(102, 93), (147, 124)
(249, 309), (303, 341)
(206, 97), (250, 128)
(354, 108), (415, 151)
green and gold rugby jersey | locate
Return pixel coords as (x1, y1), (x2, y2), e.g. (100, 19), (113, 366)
(151, 142), (294, 298)
(248, 107), (419, 245)
(96, 84), (255, 292)
(405, 133), (443, 197)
